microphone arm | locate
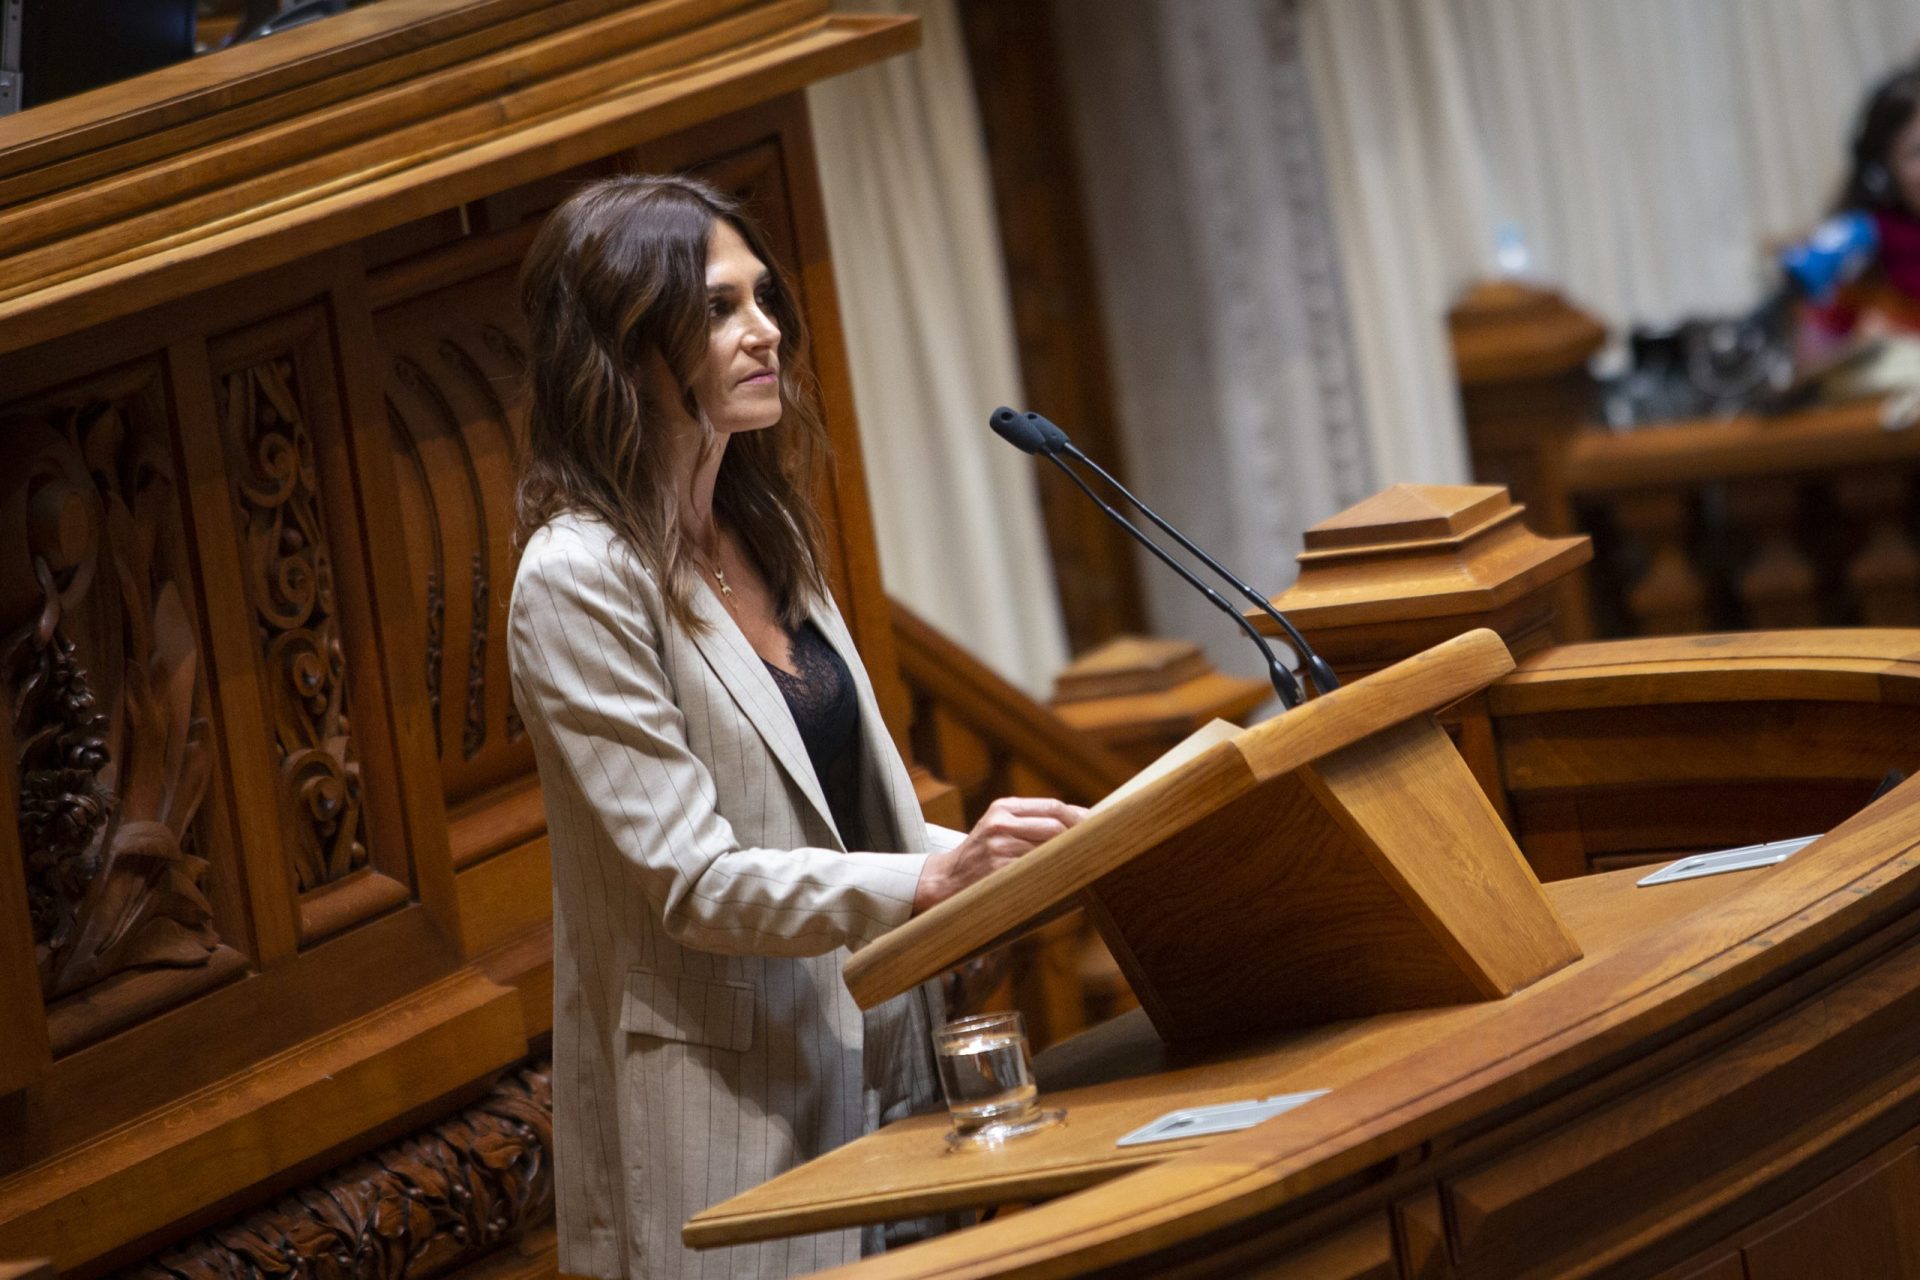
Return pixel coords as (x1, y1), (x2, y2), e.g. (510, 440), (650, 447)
(1039, 453), (1304, 709)
(1055, 440), (1340, 695)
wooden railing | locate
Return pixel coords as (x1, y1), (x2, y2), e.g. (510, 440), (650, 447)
(889, 602), (1138, 1047)
(891, 604), (1133, 814)
(1564, 398), (1920, 637)
(1449, 282), (1920, 642)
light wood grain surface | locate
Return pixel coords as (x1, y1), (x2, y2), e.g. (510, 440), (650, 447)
(707, 772), (1920, 1277)
(688, 862), (1738, 1247)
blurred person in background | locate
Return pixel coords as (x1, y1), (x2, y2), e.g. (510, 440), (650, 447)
(1803, 62), (1920, 347)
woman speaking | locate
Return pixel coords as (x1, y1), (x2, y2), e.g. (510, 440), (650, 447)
(507, 173), (1085, 1279)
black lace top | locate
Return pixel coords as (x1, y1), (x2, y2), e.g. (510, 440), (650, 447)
(764, 620), (865, 849)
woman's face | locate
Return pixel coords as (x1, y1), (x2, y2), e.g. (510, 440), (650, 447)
(688, 219), (783, 434)
(1891, 110), (1920, 215)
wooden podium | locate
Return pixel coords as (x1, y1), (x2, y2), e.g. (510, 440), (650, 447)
(845, 629), (1582, 1043)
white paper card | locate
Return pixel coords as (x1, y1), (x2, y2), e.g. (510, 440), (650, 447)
(1636, 834), (1819, 887)
(1115, 1090), (1329, 1147)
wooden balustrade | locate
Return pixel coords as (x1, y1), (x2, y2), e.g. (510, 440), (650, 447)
(1565, 399), (1920, 636)
(1448, 279), (1920, 641)
(889, 603), (1140, 1046)
(891, 605), (1133, 813)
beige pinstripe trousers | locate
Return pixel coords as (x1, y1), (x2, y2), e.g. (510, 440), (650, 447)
(508, 513), (949, 1279)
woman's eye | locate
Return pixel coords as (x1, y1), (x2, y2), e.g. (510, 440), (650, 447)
(709, 298), (731, 319)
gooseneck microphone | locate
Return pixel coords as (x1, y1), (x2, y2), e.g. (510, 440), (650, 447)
(991, 408), (1303, 708)
(1036, 439), (1304, 707)
(991, 406), (1341, 705)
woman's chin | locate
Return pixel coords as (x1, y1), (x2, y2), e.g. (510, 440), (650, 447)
(716, 411), (783, 435)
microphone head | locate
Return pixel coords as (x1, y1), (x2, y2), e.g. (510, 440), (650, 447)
(989, 406), (1048, 455)
(1024, 412), (1071, 454)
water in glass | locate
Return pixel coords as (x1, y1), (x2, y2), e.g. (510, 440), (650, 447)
(936, 1028), (1037, 1134)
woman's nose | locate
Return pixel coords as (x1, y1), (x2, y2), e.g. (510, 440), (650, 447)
(745, 304), (780, 350)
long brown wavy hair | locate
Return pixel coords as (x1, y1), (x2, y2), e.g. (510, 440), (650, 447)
(516, 172), (831, 632)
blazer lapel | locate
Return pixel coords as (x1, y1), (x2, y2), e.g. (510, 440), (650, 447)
(811, 596), (929, 855)
(683, 581), (839, 844)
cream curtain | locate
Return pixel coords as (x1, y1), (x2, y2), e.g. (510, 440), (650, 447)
(1054, 0), (1380, 680)
(807, 0), (1070, 695)
(805, 1), (1920, 691)
(1298, 0), (1484, 491)
(1304, 0), (1920, 338)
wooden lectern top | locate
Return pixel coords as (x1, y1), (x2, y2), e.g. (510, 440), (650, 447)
(843, 628), (1526, 1013)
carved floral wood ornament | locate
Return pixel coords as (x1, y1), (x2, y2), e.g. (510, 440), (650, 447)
(3, 378), (221, 1001)
(121, 1062), (554, 1280)
(222, 354), (370, 892)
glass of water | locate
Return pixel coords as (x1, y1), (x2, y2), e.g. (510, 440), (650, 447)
(931, 1011), (1065, 1149)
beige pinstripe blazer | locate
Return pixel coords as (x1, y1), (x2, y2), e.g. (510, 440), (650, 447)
(507, 512), (950, 1280)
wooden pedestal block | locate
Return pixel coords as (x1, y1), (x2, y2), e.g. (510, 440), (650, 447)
(1050, 635), (1271, 768)
(1267, 483), (1591, 684)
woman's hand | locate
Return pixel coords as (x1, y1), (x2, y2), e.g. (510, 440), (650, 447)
(912, 797), (1090, 914)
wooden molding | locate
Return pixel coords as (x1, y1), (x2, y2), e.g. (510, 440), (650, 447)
(0, 3), (918, 351)
(1563, 397), (1899, 494)
(120, 1061), (552, 1280)
(0, 968), (526, 1272)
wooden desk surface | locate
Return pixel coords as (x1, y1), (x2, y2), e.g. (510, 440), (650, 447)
(686, 863), (1742, 1248)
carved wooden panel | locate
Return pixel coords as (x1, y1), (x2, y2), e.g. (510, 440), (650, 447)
(376, 261), (535, 820)
(220, 350), (369, 892)
(0, 363), (245, 1053)
(209, 308), (413, 945)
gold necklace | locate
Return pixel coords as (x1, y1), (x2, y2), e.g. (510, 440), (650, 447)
(697, 547), (738, 611)
(709, 562), (737, 609)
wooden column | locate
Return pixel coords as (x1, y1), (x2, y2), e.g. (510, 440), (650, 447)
(958, 0), (1148, 654)
(1449, 281), (1607, 639)
(1727, 480), (1819, 629)
(1616, 491), (1711, 635)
